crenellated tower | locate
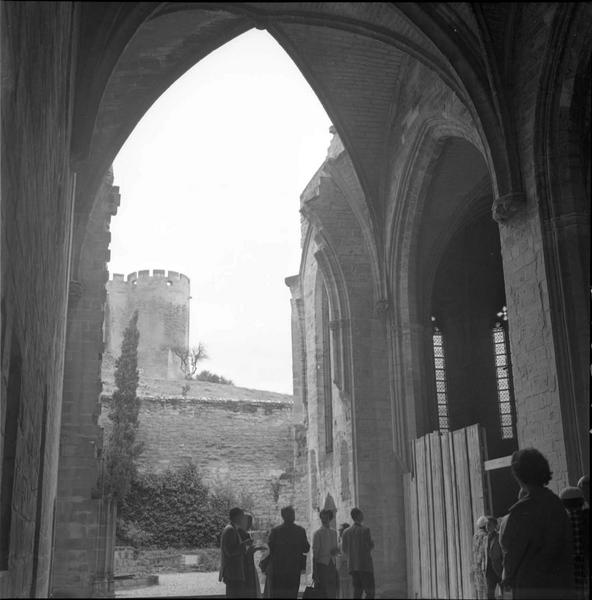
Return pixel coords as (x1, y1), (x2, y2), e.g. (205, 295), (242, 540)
(104, 269), (191, 379)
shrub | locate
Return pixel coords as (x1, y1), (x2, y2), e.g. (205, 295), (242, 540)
(119, 462), (242, 549)
(196, 370), (234, 385)
(116, 519), (154, 548)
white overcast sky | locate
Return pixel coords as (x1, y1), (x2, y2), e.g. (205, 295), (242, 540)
(109, 30), (332, 394)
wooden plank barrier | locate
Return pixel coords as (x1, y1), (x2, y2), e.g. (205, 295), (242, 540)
(405, 424), (487, 599)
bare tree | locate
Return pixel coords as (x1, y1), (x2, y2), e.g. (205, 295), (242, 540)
(171, 343), (208, 380)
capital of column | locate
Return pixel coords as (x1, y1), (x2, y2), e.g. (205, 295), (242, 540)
(492, 192), (526, 223)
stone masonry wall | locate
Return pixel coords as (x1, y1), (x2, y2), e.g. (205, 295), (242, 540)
(99, 392), (296, 529)
(104, 270), (190, 380)
(52, 168), (120, 598)
(0, 3), (76, 597)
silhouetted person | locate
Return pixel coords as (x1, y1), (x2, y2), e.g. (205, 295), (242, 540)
(485, 517), (503, 600)
(341, 508), (375, 599)
(500, 448), (574, 599)
(472, 516), (489, 599)
(268, 505), (310, 598)
(337, 523), (352, 599)
(219, 507), (248, 598)
(560, 486), (589, 600)
(313, 509), (339, 598)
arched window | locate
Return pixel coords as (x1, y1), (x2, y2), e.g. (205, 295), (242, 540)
(492, 306), (516, 439)
(321, 285), (333, 453)
(431, 316), (449, 432)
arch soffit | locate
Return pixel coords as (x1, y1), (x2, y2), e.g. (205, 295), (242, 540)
(394, 2), (521, 199)
(299, 160), (381, 319)
(322, 153), (382, 302)
(534, 3), (592, 220)
(387, 123), (491, 323)
(76, 3), (499, 230)
(387, 117), (486, 274)
(300, 222), (350, 330)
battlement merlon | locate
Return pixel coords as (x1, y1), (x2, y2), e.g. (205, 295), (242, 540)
(108, 269), (190, 284)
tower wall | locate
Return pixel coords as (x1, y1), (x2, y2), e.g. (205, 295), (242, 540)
(104, 269), (190, 379)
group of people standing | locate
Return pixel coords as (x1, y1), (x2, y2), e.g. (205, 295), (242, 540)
(471, 448), (590, 600)
(219, 505), (375, 599)
(219, 447), (588, 600)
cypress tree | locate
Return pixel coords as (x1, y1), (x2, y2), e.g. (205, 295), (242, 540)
(102, 310), (144, 500)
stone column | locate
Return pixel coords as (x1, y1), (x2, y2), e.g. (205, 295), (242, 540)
(52, 170), (119, 597)
(494, 193), (573, 490)
(540, 211), (590, 480)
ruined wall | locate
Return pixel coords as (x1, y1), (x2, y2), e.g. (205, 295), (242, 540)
(104, 270), (190, 380)
(99, 391), (296, 529)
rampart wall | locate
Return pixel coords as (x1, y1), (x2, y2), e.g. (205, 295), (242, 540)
(99, 391), (297, 529)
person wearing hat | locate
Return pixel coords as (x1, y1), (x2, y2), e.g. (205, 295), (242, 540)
(561, 486), (589, 600)
(472, 516), (489, 599)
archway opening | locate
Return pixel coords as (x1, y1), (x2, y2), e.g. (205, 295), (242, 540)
(414, 138), (519, 516)
(99, 29), (332, 597)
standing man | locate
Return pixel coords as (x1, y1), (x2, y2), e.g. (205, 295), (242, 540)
(268, 505), (310, 598)
(341, 508), (375, 599)
(312, 509), (339, 598)
(219, 507), (249, 598)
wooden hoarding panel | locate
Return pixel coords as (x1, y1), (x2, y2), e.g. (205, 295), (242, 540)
(442, 431), (460, 598)
(453, 427), (474, 599)
(467, 424), (486, 526)
(416, 436), (431, 599)
(430, 432), (449, 598)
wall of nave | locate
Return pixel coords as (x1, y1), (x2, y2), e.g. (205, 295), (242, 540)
(288, 130), (407, 597)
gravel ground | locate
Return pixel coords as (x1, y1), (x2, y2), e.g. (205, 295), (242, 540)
(116, 571), (311, 598)
(116, 572), (225, 597)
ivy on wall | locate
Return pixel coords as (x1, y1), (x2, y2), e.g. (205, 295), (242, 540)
(118, 462), (249, 548)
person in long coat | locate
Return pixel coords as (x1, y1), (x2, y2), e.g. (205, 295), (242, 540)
(219, 507), (248, 598)
(267, 505), (310, 599)
(341, 508), (375, 599)
(500, 448), (574, 600)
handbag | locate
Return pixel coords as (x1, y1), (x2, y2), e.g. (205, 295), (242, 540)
(299, 553), (307, 572)
(259, 553), (271, 574)
(302, 583), (325, 599)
